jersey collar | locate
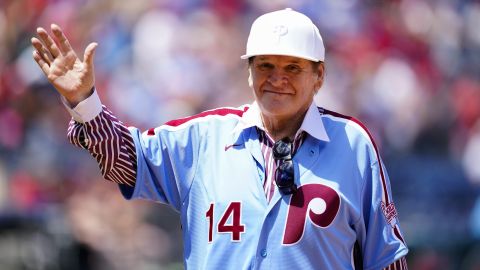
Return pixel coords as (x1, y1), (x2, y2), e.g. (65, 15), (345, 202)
(233, 101), (330, 142)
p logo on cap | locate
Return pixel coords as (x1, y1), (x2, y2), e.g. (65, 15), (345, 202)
(273, 25), (288, 36)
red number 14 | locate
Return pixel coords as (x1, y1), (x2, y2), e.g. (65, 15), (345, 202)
(206, 202), (245, 242)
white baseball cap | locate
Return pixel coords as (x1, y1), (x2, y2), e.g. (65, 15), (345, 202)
(241, 8), (325, 62)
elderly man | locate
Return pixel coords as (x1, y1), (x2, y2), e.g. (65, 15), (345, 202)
(32, 8), (408, 270)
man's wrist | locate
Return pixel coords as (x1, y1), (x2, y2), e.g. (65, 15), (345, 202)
(64, 87), (95, 108)
(62, 87), (103, 123)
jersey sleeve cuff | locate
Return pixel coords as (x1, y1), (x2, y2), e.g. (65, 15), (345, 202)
(62, 89), (103, 123)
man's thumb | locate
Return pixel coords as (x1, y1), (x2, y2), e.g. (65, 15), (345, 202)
(84, 42), (98, 67)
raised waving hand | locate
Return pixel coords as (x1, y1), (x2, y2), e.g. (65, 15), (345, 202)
(31, 24), (98, 106)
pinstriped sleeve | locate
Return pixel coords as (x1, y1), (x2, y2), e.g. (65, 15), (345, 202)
(67, 105), (137, 187)
(382, 256), (408, 270)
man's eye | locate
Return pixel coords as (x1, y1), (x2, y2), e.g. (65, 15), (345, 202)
(257, 63), (274, 70)
(286, 65), (301, 73)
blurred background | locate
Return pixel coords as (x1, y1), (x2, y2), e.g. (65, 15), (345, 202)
(0, 0), (479, 269)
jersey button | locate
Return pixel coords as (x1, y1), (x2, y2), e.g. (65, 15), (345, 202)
(260, 249), (267, 258)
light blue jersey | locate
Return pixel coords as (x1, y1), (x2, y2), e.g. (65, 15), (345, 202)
(119, 102), (408, 270)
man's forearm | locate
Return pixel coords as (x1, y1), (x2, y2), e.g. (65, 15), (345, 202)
(67, 105), (137, 186)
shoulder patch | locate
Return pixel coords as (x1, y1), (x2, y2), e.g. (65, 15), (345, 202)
(381, 202), (398, 227)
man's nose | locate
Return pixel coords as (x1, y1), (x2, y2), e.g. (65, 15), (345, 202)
(267, 69), (288, 87)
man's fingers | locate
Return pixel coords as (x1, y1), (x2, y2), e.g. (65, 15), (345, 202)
(32, 50), (50, 76)
(51, 24), (74, 55)
(37, 27), (60, 58)
(31, 37), (53, 65)
(83, 42), (98, 67)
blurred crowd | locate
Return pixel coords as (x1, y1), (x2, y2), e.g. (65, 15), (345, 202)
(0, 0), (479, 269)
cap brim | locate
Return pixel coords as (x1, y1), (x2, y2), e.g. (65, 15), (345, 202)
(240, 53), (322, 62)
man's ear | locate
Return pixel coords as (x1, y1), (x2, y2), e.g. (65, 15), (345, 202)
(314, 62), (325, 93)
(248, 68), (253, 88)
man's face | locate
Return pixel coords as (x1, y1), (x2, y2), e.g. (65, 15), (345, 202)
(249, 55), (324, 120)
